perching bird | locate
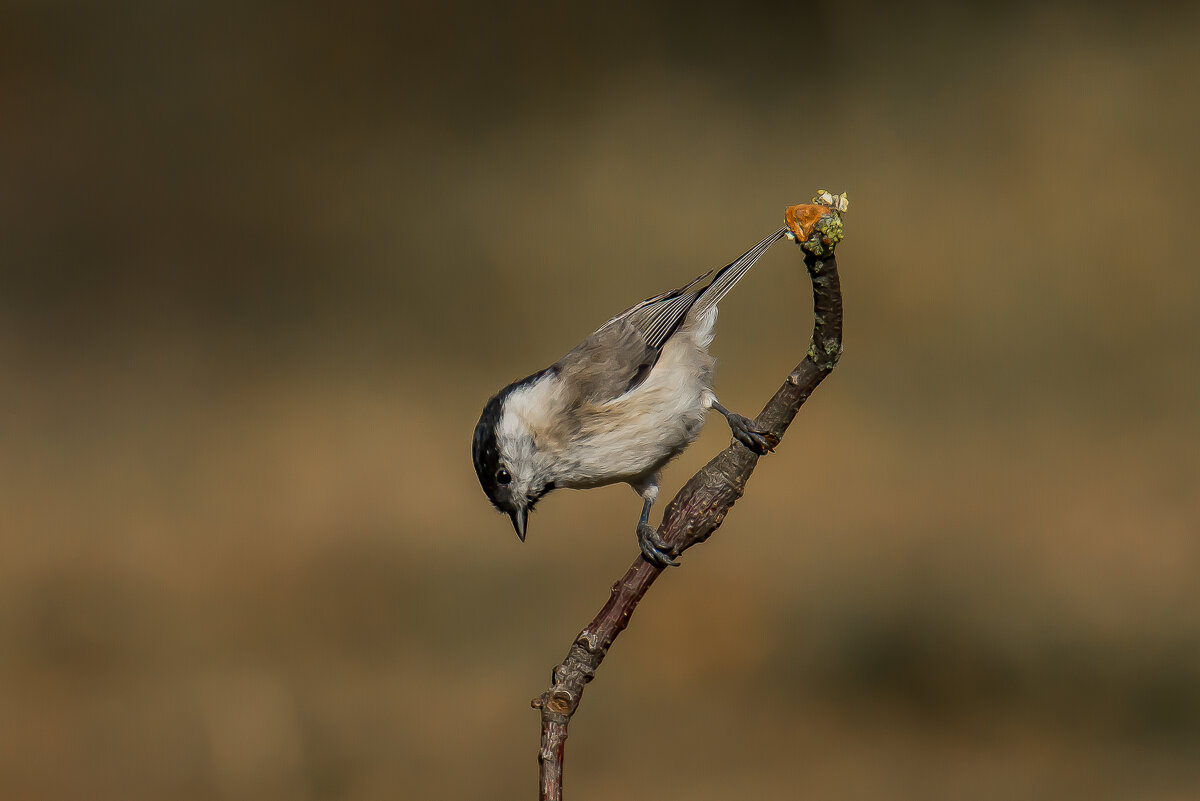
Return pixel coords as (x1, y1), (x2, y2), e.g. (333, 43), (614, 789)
(471, 226), (788, 566)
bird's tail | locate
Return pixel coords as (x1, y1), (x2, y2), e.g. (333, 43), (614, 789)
(692, 226), (788, 316)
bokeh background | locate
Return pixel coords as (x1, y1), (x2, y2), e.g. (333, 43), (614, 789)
(3, 2), (1199, 799)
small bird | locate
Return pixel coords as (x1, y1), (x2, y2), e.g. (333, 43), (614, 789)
(472, 226), (788, 566)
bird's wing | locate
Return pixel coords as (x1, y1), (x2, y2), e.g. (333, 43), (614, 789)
(554, 318), (666, 404)
(558, 227), (787, 404)
(596, 271), (712, 351)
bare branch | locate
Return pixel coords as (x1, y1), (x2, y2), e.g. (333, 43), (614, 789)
(531, 193), (848, 801)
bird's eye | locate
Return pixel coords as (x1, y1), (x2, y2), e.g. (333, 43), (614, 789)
(496, 467), (511, 485)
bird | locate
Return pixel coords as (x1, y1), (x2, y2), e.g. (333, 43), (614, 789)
(471, 226), (788, 566)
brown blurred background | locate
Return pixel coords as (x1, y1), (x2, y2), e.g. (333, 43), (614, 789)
(2, 1), (1199, 799)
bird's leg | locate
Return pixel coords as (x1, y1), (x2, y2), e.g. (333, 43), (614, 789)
(710, 399), (778, 455)
(635, 493), (678, 567)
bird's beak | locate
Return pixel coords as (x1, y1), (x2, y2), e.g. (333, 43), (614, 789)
(510, 507), (528, 542)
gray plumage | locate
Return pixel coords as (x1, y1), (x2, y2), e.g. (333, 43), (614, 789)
(472, 226), (787, 559)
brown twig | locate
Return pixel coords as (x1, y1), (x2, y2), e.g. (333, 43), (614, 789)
(531, 193), (847, 801)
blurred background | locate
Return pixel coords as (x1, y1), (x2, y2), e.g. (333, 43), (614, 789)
(2, 1), (1199, 799)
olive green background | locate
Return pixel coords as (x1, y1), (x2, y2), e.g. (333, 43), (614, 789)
(3, 2), (1199, 799)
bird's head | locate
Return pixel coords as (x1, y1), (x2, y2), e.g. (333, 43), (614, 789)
(472, 369), (558, 541)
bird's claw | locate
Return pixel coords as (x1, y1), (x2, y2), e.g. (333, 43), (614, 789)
(637, 521), (679, 567)
(727, 413), (778, 455)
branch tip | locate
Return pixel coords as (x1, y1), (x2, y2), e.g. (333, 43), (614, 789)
(785, 190), (848, 258)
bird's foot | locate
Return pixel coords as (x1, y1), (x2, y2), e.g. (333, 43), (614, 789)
(637, 521), (679, 568)
(726, 413), (778, 455)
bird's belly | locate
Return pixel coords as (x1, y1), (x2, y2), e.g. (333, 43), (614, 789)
(559, 377), (710, 489)
(553, 317), (717, 491)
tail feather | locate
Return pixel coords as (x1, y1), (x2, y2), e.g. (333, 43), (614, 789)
(692, 226), (788, 315)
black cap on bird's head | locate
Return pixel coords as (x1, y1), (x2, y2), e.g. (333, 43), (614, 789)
(472, 393), (527, 539)
(472, 369), (556, 541)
